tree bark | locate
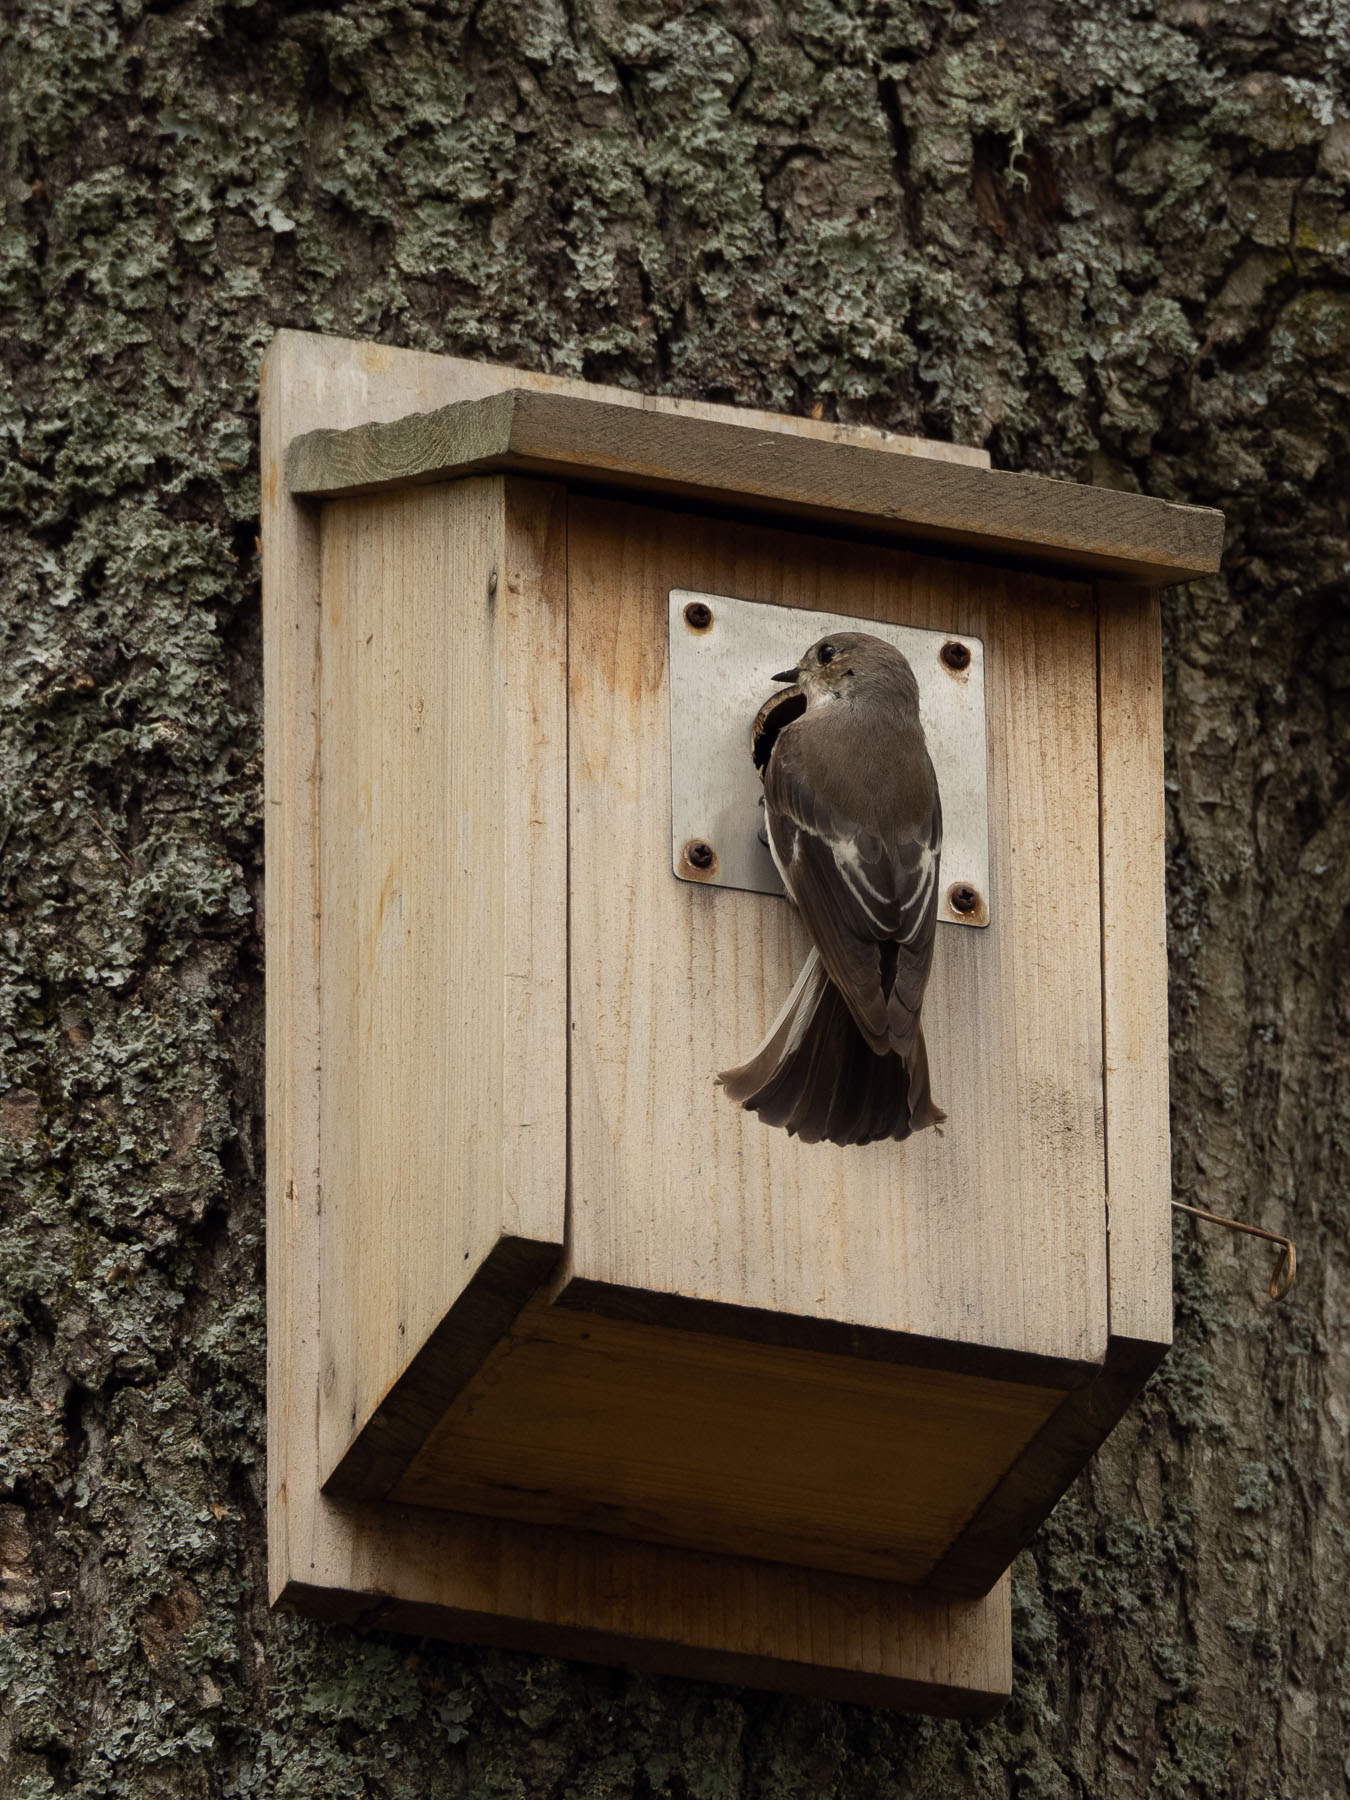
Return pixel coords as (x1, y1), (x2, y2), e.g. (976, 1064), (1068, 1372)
(1, 0), (1346, 1793)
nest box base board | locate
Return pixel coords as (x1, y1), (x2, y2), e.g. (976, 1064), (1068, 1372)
(383, 1291), (1063, 1589)
(274, 1505), (1012, 1718)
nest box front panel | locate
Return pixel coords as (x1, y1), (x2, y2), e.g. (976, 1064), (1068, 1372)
(559, 495), (1109, 1380)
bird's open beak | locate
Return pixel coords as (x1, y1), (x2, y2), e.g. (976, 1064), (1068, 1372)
(771, 668), (800, 683)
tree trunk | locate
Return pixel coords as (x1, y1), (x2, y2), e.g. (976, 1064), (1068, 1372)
(1, 1), (1346, 1793)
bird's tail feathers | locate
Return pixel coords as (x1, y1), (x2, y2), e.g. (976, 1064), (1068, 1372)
(717, 948), (830, 1107)
(717, 951), (944, 1147)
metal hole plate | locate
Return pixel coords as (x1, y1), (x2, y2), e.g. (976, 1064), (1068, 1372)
(669, 589), (990, 928)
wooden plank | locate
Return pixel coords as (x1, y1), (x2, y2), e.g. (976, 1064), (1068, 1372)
(262, 328), (1011, 1710)
(906, 585), (1175, 1595)
(922, 1335), (1164, 1596)
(389, 1302), (1062, 1584)
(286, 386), (1224, 585)
(562, 496), (1110, 1377)
(1098, 585), (1173, 1352)
(314, 477), (569, 1497)
(273, 326), (991, 471)
(263, 332), (559, 1594)
(498, 479), (574, 1247)
(262, 334), (326, 1611)
(278, 1507), (1012, 1717)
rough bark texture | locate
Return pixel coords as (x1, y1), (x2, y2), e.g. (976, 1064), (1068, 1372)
(1, 1), (1347, 1794)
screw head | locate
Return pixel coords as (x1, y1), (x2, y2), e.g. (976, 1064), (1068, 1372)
(684, 839), (716, 872)
(940, 639), (971, 673)
(948, 883), (980, 915)
(683, 601), (713, 631)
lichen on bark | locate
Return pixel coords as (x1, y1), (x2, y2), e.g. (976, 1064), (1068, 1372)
(2, 0), (1348, 1794)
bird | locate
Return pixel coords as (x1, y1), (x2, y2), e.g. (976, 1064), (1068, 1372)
(717, 630), (945, 1146)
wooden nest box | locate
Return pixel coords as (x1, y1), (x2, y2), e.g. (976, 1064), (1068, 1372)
(263, 330), (1222, 1715)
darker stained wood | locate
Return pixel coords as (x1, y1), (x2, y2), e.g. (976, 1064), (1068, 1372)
(321, 1236), (561, 1501)
(285, 387), (1224, 586)
(922, 1334), (1168, 1597)
(328, 1268), (1157, 1597)
(553, 1274), (1098, 1394)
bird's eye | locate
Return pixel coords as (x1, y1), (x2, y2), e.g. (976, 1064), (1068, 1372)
(817, 643), (836, 665)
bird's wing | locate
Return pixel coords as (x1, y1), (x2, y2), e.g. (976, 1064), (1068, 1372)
(765, 739), (941, 1057)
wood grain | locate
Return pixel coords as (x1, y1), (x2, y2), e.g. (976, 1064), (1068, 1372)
(1098, 585), (1173, 1351)
(913, 585), (1175, 1594)
(314, 478), (568, 1497)
(923, 1333), (1164, 1596)
(562, 497), (1110, 1377)
(262, 328), (576, 1570)
(286, 386), (1224, 584)
(279, 327), (991, 473)
(263, 327), (1013, 1710)
(279, 1507), (1012, 1717)
(390, 1301), (1061, 1584)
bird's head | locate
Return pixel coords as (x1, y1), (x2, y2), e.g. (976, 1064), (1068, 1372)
(773, 632), (917, 710)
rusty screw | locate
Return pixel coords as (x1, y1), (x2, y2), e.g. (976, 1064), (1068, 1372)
(683, 600), (713, 631)
(684, 839), (716, 871)
(948, 883), (980, 916)
(940, 639), (971, 673)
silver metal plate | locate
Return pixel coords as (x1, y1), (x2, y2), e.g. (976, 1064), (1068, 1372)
(668, 590), (990, 928)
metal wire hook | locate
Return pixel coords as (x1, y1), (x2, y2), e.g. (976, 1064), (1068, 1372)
(1171, 1201), (1297, 1301)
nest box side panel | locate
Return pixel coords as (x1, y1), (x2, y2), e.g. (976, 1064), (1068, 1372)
(264, 329), (513, 1607)
(563, 495), (1108, 1377)
(263, 330), (532, 1605)
(1098, 585), (1173, 1354)
(313, 475), (569, 1498)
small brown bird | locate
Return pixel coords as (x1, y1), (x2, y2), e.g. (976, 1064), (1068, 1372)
(718, 630), (945, 1146)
